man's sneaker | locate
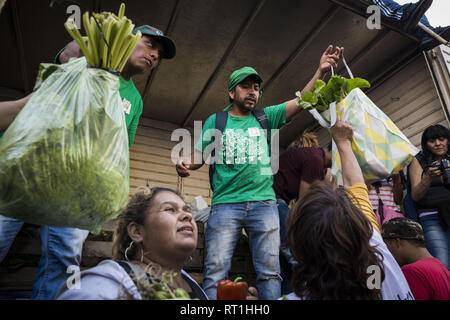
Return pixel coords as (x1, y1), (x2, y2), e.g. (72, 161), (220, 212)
(401, 0), (433, 32)
(419, 26), (450, 51)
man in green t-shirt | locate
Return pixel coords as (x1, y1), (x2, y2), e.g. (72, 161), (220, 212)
(0, 25), (176, 300)
(176, 45), (343, 300)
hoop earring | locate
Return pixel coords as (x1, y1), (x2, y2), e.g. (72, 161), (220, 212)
(125, 241), (145, 263)
(124, 241), (134, 262)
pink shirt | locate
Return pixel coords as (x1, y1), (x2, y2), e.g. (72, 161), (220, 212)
(368, 179), (401, 212)
(401, 257), (450, 300)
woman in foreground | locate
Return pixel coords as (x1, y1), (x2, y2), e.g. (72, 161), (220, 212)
(285, 117), (414, 300)
(56, 187), (208, 300)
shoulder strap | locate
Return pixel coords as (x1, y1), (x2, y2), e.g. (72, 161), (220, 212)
(416, 151), (428, 170)
(117, 260), (132, 274)
(372, 182), (385, 221)
(209, 111), (228, 192)
(399, 170), (406, 188)
(252, 109), (271, 155)
(117, 261), (149, 284)
(251, 108), (269, 129)
(252, 109), (271, 157)
(181, 272), (208, 300)
(215, 111), (228, 135)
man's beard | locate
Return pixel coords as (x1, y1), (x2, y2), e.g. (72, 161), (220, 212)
(123, 62), (148, 77)
(235, 99), (255, 113)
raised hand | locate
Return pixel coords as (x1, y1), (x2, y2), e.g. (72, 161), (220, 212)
(319, 45), (344, 75)
(331, 116), (353, 145)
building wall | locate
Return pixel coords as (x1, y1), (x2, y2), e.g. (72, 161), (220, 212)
(130, 117), (212, 206)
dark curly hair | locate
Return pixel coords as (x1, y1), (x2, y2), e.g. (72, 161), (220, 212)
(286, 181), (385, 300)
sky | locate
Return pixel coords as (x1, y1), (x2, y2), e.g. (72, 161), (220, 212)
(395, 0), (450, 27)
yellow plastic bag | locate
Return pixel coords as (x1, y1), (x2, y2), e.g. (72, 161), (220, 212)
(310, 88), (419, 185)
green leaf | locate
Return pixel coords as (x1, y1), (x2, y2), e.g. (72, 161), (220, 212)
(312, 79), (326, 93)
(298, 100), (313, 110)
(298, 91), (314, 110)
(327, 75), (346, 103)
(346, 77), (371, 93)
(297, 75), (371, 112)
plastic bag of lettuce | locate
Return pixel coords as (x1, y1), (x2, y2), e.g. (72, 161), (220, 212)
(0, 56), (129, 234)
(296, 75), (371, 111)
(0, 4), (143, 234)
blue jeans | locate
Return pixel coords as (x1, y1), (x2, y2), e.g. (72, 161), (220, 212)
(202, 201), (281, 300)
(419, 214), (450, 270)
(371, 0), (433, 38)
(276, 198), (298, 294)
(277, 198), (297, 264)
(0, 215), (89, 299)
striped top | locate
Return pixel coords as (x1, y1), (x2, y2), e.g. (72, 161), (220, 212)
(368, 179), (401, 212)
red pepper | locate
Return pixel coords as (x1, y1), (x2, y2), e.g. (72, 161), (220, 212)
(217, 277), (248, 300)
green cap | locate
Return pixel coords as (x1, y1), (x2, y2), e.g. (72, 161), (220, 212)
(382, 217), (425, 241)
(228, 67), (262, 92)
(133, 25), (176, 59)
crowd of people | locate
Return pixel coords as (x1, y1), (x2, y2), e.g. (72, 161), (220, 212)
(0, 0), (449, 300)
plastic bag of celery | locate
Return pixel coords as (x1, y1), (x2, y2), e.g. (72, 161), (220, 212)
(308, 61), (418, 185)
(0, 56), (129, 234)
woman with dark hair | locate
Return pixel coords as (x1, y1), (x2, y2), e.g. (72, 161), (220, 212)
(284, 117), (413, 300)
(56, 187), (208, 300)
(409, 124), (450, 269)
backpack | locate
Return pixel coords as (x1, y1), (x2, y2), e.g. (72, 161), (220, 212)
(373, 181), (404, 227)
(208, 109), (270, 192)
(403, 163), (419, 222)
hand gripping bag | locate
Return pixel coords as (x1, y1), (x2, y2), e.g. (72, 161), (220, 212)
(0, 57), (129, 233)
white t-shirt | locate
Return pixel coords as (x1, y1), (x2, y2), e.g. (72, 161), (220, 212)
(56, 259), (206, 300)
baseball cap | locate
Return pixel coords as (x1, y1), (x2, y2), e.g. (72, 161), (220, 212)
(228, 67), (263, 92)
(133, 25), (176, 59)
(382, 217), (425, 241)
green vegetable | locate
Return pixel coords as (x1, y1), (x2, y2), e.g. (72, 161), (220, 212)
(155, 291), (172, 300)
(152, 283), (164, 291)
(297, 75), (370, 111)
(174, 288), (191, 299)
(0, 53), (129, 234)
(130, 270), (195, 300)
(64, 3), (141, 72)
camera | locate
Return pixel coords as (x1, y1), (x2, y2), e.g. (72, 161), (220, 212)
(430, 159), (450, 189)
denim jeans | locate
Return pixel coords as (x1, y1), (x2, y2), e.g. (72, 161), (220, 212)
(202, 200), (281, 300)
(419, 213), (450, 270)
(0, 215), (89, 299)
(277, 199), (289, 244)
(276, 198), (298, 294)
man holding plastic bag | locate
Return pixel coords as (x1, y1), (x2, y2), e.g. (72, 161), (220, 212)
(0, 7), (176, 299)
(298, 57), (419, 187)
